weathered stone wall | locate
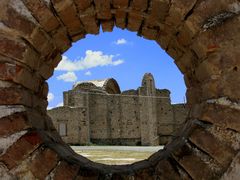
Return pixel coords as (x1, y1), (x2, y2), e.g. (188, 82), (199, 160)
(0, 0), (239, 179)
(49, 74), (188, 146)
(48, 106), (90, 145)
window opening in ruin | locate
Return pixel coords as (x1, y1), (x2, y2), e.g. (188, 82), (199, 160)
(59, 122), (67, 136)
(47, 28), (187, 165)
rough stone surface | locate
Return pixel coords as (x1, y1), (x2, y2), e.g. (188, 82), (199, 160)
(0, 0), (239, 179)
(48, 74), (188, 146)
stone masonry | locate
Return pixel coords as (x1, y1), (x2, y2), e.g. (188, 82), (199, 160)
(48, 73), (188, 146)
(0, 0), (240, 179)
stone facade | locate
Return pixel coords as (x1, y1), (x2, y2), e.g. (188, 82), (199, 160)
(1, 0), (240, 179)
(48, 73), (188, 146)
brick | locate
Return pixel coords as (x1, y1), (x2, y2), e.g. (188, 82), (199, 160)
(141, 26), (158, 40)
(0, 87), (32, 107)
(53, 161), (79, 180)
(193, 103), (240, 133)
(190, 127), (236, 166)
(112, 0), (129, 9)
(38, 63), (54, 80)
(74, 0), (92, 11)
(30, 148), (59, 179)
(51, 27), (72, 53)
(0, 1), (36, 36)
(0, 112), (29, 137)
(165, 0), (198, 27)
(101, 20), (114, 32)
(0, 62), (41, 92)
(22, 0), (60, 32)
(173, 144), (218, 179)
(52, 0), (85, 36)
(145, 0), (170, 27)
(115, 10), (127, 29)
(127, 11), (143, 32)
(155, 159), (180, 179)
(0, 36), (40, 71)
(94, 0), (112, 20)
(130, 0), (148, 12)
(0, 131), (43, 169)
(79, 7), (99, 34)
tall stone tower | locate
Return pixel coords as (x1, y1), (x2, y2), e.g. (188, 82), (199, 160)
(138, 73), (159, 146)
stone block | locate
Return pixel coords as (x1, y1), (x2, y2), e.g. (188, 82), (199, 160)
(22, 0), (60, 32)
(112, 0), (129, 9)
(101, 20), (114, 32)
(52, 161), (79, 180)
(29, 148), (59, 179)
(52, 0), (84, 36)
(0, 62), (41, 92)
(0, 131), (43, 169)
(0, 87), (32, 107)
(0, 112), (29, 137)
(141, 26), (158, 40)
(145, 0), (170, 27)
(190, 127), (236, 166)
(0, 0), (36, 37)
(0, 37), (40, 71)
(51, 27), (72, 53)
(127, 11), (143, 32)
(79, 7), (100, 34)
(74, 0), (92, 11)
(114, 10), (127, 29)
(94, 0), (112, 20)
(130, 0), (148, 11)
(173, 144), (217, 179)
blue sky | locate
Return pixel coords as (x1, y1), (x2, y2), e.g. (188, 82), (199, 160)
(47, 27), (186, 109)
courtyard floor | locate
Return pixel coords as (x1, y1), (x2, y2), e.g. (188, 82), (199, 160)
(71, 146), (163, 165)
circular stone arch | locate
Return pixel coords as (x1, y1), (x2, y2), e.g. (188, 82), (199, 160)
(0, 0), (239, 179)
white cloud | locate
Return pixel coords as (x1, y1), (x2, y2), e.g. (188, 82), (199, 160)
(57, 72), (77, 82)
(114, 38), (127, 45)
(56, 50), (124, 71)
(47, 92), (54, 102)
(85, 71), (92, 76)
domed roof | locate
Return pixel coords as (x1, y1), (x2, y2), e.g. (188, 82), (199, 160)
(73, 78), (121, 94)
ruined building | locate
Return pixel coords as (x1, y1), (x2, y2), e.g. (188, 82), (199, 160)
(48, 73), (188, 146)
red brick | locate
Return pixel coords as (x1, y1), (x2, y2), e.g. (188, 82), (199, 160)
(0, 113), (29, 137)
(0, 131), (43, 169)
(30, 148), (59, 179)
(94, 0), (112, 20)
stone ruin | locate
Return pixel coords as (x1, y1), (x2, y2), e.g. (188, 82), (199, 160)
(0, 0), (240, 179)
(48, 73), (188, 146)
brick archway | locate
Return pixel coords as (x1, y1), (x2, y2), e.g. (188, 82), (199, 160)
(0, 0), (240, 179)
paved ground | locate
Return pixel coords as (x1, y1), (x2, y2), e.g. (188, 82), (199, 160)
(71, 146), (163, 152)
(71, 146), (164, 165)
